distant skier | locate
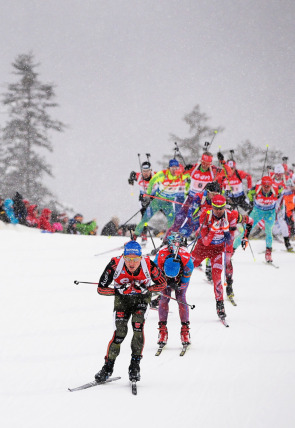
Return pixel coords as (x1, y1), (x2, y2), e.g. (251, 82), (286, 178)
(164, 152), (232, 240)
(234, 176), (280, 263)
(132, 159), (189, 240)
(222, 159), (252, 212)
(154, 233), (194, 347)
(191, 194), (252, 319)
(269, 164), (293, 251)
(128, 161), (156, 244)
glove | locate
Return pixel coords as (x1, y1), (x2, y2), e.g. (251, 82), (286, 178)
(241, 237), (249, 250)
(222, 219), (229, 233)
(184, 164), (193, 171)
(128, 171), (137, 185)
(133, 281), (149, 294)
(141, 195), (150, 208)
(210, 220), (222, 232)
(217, 152), (224, 162)
(116, 284), (130, 295)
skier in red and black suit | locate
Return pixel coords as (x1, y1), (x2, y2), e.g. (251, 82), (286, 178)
(95, 241), (166, 383)
(191, 194), (253, 319)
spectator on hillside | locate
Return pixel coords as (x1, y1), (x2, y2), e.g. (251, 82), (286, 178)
(51, 211), (64, 232)
(67, 213), (97, 235)
(101, 216), (120, 236)
(13, 192), (28, 225)
(26, 204), (39, 227)
(37, 208), (55, 233)
(0, 197), (10, 223)
(67, 213), (82, 234)
(59, 215), (69, 233)
(3, 199), (19, 224)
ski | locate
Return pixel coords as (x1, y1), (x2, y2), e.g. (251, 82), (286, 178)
(131, 380), (137, 395)
(219, 317), (229, 327)
(227, 295), (237, 306)
(68, 376), (121, 392)
(155, 344), (166, 356)
(180, 344), (189, 356)
(264, 261), (279, 269)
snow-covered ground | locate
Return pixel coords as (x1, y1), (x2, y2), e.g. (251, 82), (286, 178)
(0, 226), (294, 428)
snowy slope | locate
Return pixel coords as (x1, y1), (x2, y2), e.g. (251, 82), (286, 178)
(0, 228), (294, 428)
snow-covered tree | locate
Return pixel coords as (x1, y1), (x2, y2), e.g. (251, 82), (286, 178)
(234, 140), (282, 182)
(0, 53), (65, 203)
(162, 104), (224, 167)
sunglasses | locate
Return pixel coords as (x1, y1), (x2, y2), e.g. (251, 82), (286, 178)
(212, 206), (225, 211)
(123, 256), (142, 262)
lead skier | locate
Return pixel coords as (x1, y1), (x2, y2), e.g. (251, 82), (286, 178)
(95, 241), (166, 383)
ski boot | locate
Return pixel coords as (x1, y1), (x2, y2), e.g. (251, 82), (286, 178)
(180, 321), (191, 345)
(205, 258), (212, 282)
(157, 321), (168, 345)
(284, 237), (293, 252)
(128, 355), (141, 382)
(95, 357), (115, 382)
(225, 277), (234, 299)
(216, 300), (226, 320)
(265, 247), (273, 263)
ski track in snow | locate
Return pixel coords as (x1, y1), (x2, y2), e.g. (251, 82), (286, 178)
(0, 224), (294, 428)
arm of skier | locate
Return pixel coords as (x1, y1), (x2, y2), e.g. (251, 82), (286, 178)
(97, 259), (116, 295)
(146, 171), (165, 195)
(148, 260), (167, 293)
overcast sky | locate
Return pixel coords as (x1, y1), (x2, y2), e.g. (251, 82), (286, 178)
(1, 0), (294, 228)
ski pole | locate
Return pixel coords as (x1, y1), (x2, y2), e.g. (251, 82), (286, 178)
(247, 239), (256, 262)
(138, 153), (148, 193)
(190, 210), (210, 253)
(74, 280), (98, 285)
(241, 224), (256, 262)
(205, 130), (218, 151)
(145, 223), (157, 250)
(74, 281), (195, 308)
(174, 142), (187, 167)
(156, 291), (195, 309)
(143, 193), (190, 207)
(261, 144), (269, 178)
(120, 209), (142, 228)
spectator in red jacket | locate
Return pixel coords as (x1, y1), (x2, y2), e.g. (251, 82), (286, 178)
(26, 204), (39, 228)
(37, 208), (55, 233)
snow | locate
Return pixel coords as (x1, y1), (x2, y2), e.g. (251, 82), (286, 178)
(0, 226), (294, 428)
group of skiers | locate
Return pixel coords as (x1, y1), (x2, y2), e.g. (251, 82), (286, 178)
(93, 150), (295, 386)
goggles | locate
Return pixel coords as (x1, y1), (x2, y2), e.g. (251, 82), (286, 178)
(212, 206), (225, 211)
(123, 255), (142, 262)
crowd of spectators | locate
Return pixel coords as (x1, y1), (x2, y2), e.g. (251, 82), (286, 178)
(0, 192), (98, 236)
